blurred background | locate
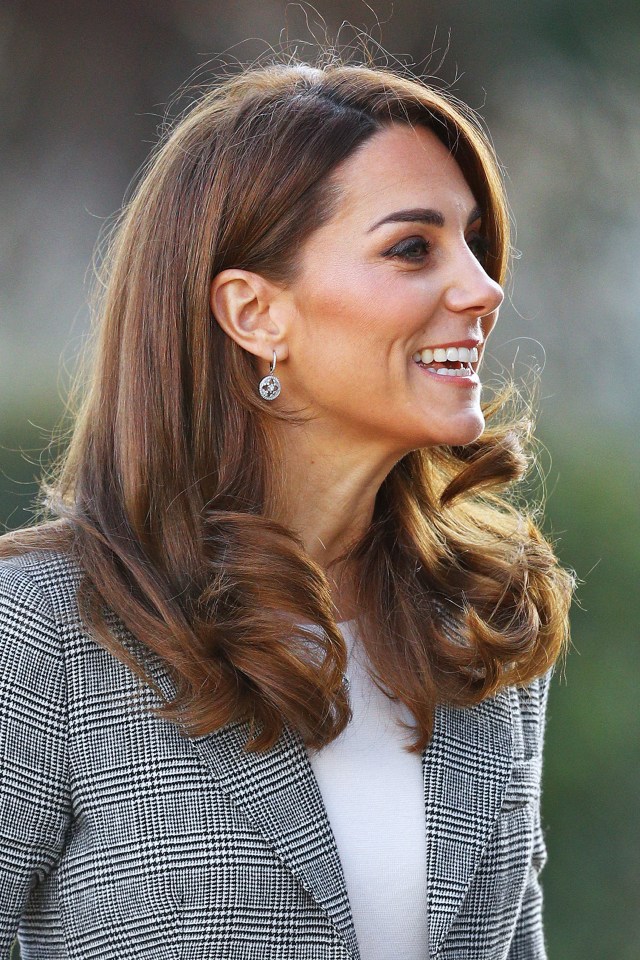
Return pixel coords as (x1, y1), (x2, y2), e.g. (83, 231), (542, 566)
(1, 0), (638, 956)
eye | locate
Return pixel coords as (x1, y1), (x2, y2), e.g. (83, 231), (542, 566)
(384, 236), (431, 262)
(467, 232), (491, 264)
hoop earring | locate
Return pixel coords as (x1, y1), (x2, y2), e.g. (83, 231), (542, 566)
(258, 350), (281, 401)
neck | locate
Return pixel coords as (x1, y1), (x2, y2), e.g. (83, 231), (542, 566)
(268, 421), (399, 618)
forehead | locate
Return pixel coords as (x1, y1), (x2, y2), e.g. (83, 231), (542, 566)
(328, 122), (477, 226)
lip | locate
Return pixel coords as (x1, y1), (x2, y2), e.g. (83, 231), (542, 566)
(411, 337), (484, 389)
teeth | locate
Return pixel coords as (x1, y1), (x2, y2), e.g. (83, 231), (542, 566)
(413, 345), (480, 364)
(435, 366), (472, 377)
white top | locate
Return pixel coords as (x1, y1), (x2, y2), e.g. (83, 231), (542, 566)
(305, 619), (429, 960)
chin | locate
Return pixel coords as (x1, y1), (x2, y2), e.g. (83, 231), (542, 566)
(436, 414), (486, 448)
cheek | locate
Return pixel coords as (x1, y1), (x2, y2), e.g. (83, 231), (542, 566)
(301, 263), (428, 353)
(481, 309), (499, 339)
(290, 283), (397, 410)
(297, 267), (387, 353)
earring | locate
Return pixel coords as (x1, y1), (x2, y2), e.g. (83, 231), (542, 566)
(258, 350), (281, 400)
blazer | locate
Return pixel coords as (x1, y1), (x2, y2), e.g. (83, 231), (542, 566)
(0, 549), (553, 959)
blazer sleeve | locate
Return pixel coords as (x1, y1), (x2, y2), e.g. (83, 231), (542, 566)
(0, 564), (71, 952)
(507, 665), (554, 960)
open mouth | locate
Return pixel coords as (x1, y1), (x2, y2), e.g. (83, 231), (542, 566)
(412, 344), (479, 378)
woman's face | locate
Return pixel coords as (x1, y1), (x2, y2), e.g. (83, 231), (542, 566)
(280, 121), (504, 454)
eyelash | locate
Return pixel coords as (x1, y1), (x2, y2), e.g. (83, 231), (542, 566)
(385, 233), (491, 264)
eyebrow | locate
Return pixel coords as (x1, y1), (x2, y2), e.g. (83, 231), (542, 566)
(367, 204), (482, 232)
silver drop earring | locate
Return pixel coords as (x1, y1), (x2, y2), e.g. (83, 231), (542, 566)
(258, 350), (281, 401)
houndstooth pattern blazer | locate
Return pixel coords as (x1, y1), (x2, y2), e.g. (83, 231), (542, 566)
(0, 549), (553, 959)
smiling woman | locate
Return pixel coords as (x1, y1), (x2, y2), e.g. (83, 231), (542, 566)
(0, 55), (573, 959)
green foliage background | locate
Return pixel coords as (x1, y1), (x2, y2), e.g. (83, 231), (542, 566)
(2, 395), (638, 958)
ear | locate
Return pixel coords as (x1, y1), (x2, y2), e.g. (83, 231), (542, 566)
(210, 269), (290, 364)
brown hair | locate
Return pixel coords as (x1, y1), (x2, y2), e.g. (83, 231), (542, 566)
(1, 58), (574, 753)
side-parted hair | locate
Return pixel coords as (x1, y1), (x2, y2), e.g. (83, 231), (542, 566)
(0, 58), (574, 753)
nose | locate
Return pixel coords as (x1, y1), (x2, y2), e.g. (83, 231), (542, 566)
(443, 248), (504, 318)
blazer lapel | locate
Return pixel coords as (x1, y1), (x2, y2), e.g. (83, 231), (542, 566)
(141, 632), (512, 960)
(118, 622), (359, 960)
(188, 717), (361, 960)
(423, 689), (514, 958)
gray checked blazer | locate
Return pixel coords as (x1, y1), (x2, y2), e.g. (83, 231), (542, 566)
(0, 549), (553, 959)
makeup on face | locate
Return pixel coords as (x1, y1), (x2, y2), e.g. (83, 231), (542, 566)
(285, 123), (504, 450)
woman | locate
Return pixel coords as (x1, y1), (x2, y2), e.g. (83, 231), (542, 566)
(0, 57), (573, 959)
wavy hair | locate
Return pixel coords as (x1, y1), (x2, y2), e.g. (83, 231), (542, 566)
(0, 58), (574, 753)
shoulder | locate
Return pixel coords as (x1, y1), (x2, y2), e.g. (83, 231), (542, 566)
(0, 551), (82, 746)
(516, 666), (554, 717)
(0, 548), (85, 627)
(0, 548), (162, 705)
(511, 666), (555, 759)
(0, 549), (88, 691)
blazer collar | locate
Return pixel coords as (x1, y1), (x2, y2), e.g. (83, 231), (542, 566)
(190, 718), (361, 958)
(423, 690), (514, 957)
(185, 687), (514, 960)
